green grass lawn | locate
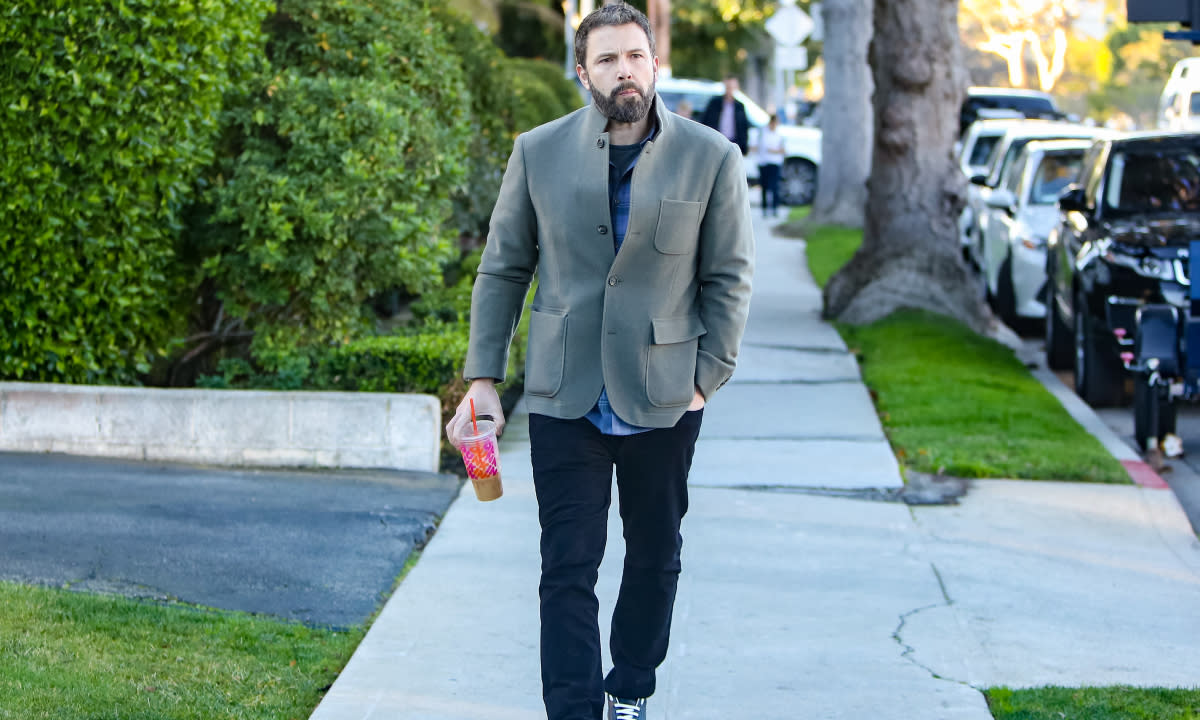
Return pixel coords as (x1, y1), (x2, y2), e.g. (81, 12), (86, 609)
(802, 223), (1128, 483)
(985, 686), (1200, 719)
(0, 582), (362, 720)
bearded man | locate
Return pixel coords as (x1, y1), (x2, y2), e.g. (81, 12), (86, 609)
(444, 4), (754, 719)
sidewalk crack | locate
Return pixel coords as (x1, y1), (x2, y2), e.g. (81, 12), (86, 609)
(893, 563), (961, 683)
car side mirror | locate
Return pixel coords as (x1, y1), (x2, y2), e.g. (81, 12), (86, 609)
(985, 189), (1017, 212)
(1058, 185), (1087, 213)
(970, 174), (988, 186)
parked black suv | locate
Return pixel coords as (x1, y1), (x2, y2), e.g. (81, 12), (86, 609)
(1044, 132), (1200, 406)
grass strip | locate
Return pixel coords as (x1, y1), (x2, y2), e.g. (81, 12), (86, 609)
(802, 223), (1128, 483)
(985, 685), (1200, 719)
(0, 582), (363, 720)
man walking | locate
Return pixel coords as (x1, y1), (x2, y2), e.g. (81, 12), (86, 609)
(445, 4), (754, 719)
(699, 74), (750, 155)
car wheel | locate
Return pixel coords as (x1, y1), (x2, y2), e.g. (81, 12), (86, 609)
(1133, 379), (1178, 452)
(1073, 290), (1125, 407)
(779, 159), (816, 206)
(995, 252), (1018, 326)
(1044, 278), (1072, 370)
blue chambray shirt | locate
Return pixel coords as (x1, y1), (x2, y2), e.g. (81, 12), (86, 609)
(585, 123), (658, 436)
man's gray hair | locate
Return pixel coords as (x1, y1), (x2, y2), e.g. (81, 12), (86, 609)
(574, 2), (656, 69)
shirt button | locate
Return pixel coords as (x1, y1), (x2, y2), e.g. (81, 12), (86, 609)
(597, 225), (608, 235)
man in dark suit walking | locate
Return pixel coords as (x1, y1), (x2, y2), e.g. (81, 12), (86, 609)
(700, 74), (750, 155)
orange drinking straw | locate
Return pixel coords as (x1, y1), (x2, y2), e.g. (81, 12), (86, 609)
(469, 398), (478, 435)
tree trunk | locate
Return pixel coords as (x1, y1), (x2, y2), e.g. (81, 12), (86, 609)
(808, 0), (872, 228)
(648, 0), (671, 73)
(822, 0), (988, 332)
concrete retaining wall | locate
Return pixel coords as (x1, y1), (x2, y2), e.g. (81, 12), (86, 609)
(0, 382), (442, 472)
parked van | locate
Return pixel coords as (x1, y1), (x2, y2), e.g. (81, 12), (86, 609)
(1157, 57), (1200, 130)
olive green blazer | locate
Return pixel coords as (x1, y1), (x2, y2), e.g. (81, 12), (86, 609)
(463, 95), (755, 428)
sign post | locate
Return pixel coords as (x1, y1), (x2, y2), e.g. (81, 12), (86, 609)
(765, 0), (814, 118)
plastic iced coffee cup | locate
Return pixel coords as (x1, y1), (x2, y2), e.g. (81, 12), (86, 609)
(458, 419), (503, 501)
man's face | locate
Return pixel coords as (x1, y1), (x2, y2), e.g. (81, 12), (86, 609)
(724, 77), (738, 99)
(577, 23), (658, 124)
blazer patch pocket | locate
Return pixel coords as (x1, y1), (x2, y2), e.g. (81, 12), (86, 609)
(653, 199), (703, 255)
(525, 309), (567, 397)
(646, 314), (707, 407)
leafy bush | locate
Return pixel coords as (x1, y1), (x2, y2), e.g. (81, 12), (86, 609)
(505, 57), (586, 135)
(0, 0), (271, 383)
(179, 0), (472, 360)
(507, 57), (585, 116)
(429, 6), (516, 238)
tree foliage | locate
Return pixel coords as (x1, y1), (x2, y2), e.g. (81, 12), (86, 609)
(0, 0), (271, 384)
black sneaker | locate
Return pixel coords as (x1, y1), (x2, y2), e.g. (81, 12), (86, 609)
(606, 694), (647, 720)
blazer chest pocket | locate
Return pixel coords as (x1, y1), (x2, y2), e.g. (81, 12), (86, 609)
(653, 199), (703, 255)
(646, 314), (707, 407)
(525, 309), (567, 397)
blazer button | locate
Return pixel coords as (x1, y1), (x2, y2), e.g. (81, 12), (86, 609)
(597, 225), (608, 235)
(597, 138), (606, 148)
(608, 276), (621, 286)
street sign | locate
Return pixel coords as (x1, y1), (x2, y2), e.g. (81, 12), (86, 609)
(766, 3), (814, 48)
(775, 45), (809, 71)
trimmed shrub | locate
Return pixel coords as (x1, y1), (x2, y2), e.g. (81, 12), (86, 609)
(179, 0), (471, 360)
(429, 6), (516, 238)
(507, 57), (585, 116)
(0, 0), (271, 383)
(505, 57), (586, 135)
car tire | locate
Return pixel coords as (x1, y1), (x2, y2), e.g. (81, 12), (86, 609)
(1133, 379), (1177, 452)
(779, 158), (816, 206)
(1073, 290), (1125, 407)
(1044, 277), (1072, 370)
(995, 252), (1018, 327)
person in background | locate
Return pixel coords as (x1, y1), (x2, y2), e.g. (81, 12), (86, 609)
(752, 114), (785, 216)
(699, 74), (749, 155)
(674, 98), (693, 121)
(444, 3), (754, 720)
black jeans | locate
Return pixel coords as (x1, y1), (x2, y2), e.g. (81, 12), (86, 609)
(759, 162), (781, 214)
(529, 410), (704, 720)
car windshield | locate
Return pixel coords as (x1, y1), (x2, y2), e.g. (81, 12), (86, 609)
(968, 135), (1002, 167)
(1104, 147), (1200, 214)
(1029, 152), (1084, 204)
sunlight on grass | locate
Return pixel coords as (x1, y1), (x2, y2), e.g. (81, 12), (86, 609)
(986, 685), (1200, 719)
(801, 224), (1129, 483)
(0, 582), (363, 720)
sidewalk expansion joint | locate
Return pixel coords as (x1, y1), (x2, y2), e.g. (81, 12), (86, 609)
(728, 378), (864, 385)
(714, 482), (968, 506)
(741, 342), (852, 355)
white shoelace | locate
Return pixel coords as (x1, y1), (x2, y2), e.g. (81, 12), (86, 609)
(610, 697), (644, 720)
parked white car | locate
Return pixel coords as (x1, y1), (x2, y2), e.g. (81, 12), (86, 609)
(978, 139), (1092, 325)
(965, 121), (1109, 270)
(957, 118), (1032, 251)
(655, 76), (822, 205)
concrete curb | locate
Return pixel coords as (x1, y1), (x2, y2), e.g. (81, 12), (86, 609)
(0, 382), (441, 472)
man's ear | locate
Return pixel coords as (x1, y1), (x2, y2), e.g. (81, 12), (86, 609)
(576, 64), (590, 91)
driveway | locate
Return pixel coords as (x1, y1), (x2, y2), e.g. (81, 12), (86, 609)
(0, 452), (461, 628)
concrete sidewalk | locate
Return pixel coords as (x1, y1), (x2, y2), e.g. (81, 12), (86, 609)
(311, 213), (1200, 719)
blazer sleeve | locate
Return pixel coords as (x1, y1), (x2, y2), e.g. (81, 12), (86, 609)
(694, 143), (755, 400)
(463, 135), (539, 382)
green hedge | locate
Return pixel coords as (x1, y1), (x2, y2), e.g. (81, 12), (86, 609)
(179, 0), (472, 358)
(0, 0), (271, 383)
(505, 57), (585, 137)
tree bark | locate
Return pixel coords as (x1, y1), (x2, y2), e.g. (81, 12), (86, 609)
(648, 0), (671, 73)
(822, 0), (988, 332)
(808, 0), (872, 228)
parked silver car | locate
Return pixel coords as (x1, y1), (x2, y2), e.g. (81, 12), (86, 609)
(977, 139), (1092, 325)
(957, 118), (1032, 251)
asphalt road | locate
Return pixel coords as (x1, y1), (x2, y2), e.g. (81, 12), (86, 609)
(0, 452), (462, 628)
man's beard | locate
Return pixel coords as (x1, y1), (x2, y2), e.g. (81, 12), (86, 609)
(592, 80), (654, 124)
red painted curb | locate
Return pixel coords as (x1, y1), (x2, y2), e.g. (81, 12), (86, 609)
(1122, 460), (1171, 489)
